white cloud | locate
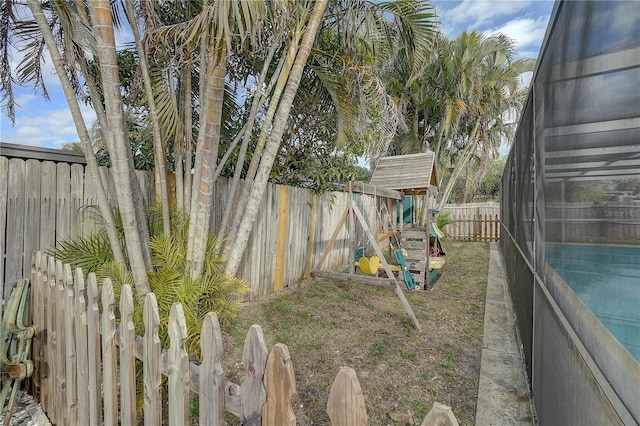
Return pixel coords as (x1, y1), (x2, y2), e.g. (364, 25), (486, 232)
(485, 16), (549, 51)
(2, 99), (96, 148)
(13, 92), (37, 109)
(441, 0), (534, 28)
(434, 0), (555, 59)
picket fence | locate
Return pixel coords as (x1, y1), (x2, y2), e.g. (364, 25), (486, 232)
(441, 203), (500, 242)
(29, 251), (373, 425)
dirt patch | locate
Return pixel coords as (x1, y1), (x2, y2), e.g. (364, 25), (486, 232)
(220, 242), (489, 425)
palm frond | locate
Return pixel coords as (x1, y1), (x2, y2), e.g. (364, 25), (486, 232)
(46, 233), (114, 273)
(378, 0), (438, 84)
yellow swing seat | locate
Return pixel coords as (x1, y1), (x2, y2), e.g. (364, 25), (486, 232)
(357, 256), (402, 275)
(358, 255), (380, 275)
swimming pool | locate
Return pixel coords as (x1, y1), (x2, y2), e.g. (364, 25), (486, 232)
(546, 244), (640, 362)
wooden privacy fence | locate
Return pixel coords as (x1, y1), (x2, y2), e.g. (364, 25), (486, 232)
(0, 157), (154, 300)
(441, 203), (500, 242)
(28, 251), (378, 425)
(1, 155), (373, 300)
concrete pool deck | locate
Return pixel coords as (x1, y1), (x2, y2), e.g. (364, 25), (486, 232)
(475, 243), (535, 425)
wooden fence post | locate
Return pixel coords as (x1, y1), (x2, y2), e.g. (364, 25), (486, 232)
(119, 285), (136, 426)
(86, 273), (102, 426)
(168, 303), (190, 426)
(74, 268), (89, 425)
(101, 278), (118, 425)
(262, 343), (296, 426)
(55, 260), (67, 426)
(63, 264), (77, 425)
(200, 312), (225, 425)
(241, 324), (268, 423)
(326, 367), (368, 425)
(144, 293), (162, 425)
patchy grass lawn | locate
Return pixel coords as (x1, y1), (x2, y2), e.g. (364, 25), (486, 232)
(221, 242), (489, 425)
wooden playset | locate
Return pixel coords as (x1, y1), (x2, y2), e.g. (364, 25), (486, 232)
(311, 153), (446, 330)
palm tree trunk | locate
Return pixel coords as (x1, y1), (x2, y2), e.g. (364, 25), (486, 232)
(225, 0), (328, 276)
(124, 0), (171, 235)
(27, 0), (127, 268)
(187, 43), (214, 229)
(218, 42), (280, 241)
(438, 122), (480, 210)
(222, 32), (302, 255)
(88, 0), (152, 298)
(186, 49), (227, 278)
(183, 67), (194, 214)
(175, 147), (184, 211)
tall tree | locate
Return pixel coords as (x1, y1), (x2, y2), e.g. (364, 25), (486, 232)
(222, 0), (437, 257)
(19, 0), (129, 273)
(123, 0), (171, 236)
(225, 0), (329, 276)
(435, 32), (533, 209)
(3, 0), (438, 285)
(87, 0), (153, 297)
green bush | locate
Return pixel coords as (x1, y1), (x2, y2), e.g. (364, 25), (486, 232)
(47, 203), (248, 358)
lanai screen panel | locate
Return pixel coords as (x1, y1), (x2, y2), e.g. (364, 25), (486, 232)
(501, 1), (639, 424)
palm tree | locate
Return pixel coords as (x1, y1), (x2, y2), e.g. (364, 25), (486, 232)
(222, 0), (437, 272)
(123, 0), (171, 236)
(5, 0), (438, 282)
(385, 29), (533, 209)
(435, 32), (534, 209)
(86, 0), (154, 297)
(14, 0), (131, 282)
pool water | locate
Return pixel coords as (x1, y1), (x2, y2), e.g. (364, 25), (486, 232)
(546, 244), (640, 362)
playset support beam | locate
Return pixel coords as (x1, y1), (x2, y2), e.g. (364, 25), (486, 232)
(311, 189), (422, 331)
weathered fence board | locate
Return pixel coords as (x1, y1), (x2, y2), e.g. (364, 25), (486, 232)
(168, 303), (190, 426)
(24, 160), (41, 283)
(120, 285), (136, 426)
(199, 312), (224, 426)
(70, 164), (84, 240)
(327, 367), (368, 425)
(143, 293), (162, 425)
(241, 325), (268, 422)
(45, 256), (56, 421)
(73, 268), (89, 425)
(30, 253), (43, 398)
(86, 273), (102, 426)
(262, 343), (296, 425)
(55, 163), (71, 248)
(63, 263), (77, 424)
(101, 278), (118, 425)
(54, 260), (67, 426)
(39, 162), (57, 259)
(0, 157), (7, 293)
(5, 159), (26, 296)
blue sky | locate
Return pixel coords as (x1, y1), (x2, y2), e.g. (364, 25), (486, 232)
(0, 0), (556, 149)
